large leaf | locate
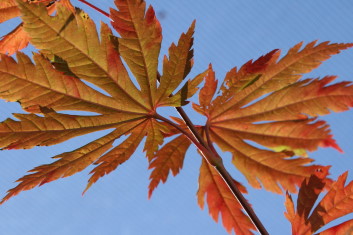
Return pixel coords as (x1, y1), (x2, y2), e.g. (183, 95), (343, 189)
(195, 41), (353, 193)
(0, 0), (195, 203)
(285, 172), (353, 234)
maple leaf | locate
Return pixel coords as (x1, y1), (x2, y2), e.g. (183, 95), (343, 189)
(195, 41), (353, 194)
(285, 172), (353, 234)
(1, 1), (353, 234)
(0, 0), (200, 203)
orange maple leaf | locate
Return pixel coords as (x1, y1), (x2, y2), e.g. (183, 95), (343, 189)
(285, 172), (353, 234)
(195, 41), (353, 194)
(1, 1), (353, 234)
(0, 0), (200, 204)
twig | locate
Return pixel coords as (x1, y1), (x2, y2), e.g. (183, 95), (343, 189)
(175, 108), (269, 235)
(78, 0), (110, 18)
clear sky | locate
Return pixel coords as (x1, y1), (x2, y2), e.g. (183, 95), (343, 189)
(0, 1), (353, 234)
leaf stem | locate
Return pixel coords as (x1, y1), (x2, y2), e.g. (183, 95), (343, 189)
(154, 113), (211, 158)
(78, 0), (110, 18)
(175, 107), (212, 152)
(204, 120), (219, 155)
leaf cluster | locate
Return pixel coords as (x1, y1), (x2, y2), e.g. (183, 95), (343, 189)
(0, 0), (353, 234)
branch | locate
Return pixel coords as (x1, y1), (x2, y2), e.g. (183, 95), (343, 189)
(216, 157), (269, 235)
(175, 107), (269, 235)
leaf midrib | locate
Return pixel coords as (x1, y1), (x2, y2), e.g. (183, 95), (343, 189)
(211, 93), (351, 124)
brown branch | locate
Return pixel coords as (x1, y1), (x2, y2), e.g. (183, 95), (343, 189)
(154, 113), (211, 158)
(215, 164), (269, 235)
(175, 107), (269, 235)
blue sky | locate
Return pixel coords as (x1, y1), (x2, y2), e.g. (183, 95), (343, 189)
(0, 1), (353, 234)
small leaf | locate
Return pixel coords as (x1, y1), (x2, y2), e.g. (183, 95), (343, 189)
(148, 134), (191, 198)
(199, 64), (217, 110)
(166, 68), (209, 107)
(285, 172), (353, 234)
(155, 20), (195, 106)
(197, 158), (255, 235)
(110, 0), (162, 106)
(0, 24), (29, 55)
(84, 121), (148, 194)
(0, 0), (20, 23)
(143, 119), (171, 161)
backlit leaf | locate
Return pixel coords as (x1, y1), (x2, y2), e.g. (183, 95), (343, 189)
(84, 121), (148, 194)
(196, 41), (353, 193)
(193, 64), (218, 116)
(285, 172), (353, 234)
(0, 0), (20, 23)
(0, 0), (176, 204)
(110, 0), (162, 106)
(0, 24), (29, 55)
(197, 158), (255, 235)
(155, 20), (195, 106)
(148, 134), (191, 198)
(1, 120), (144, 204)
